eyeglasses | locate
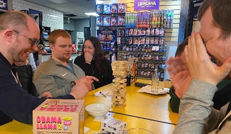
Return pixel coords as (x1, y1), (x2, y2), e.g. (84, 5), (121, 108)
(12, 29), (40, 47)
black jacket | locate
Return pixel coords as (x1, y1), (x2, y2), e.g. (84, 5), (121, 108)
(0, 53), (74, 126)
(17, 65), (38, 97)
(74, 55), (113, 89)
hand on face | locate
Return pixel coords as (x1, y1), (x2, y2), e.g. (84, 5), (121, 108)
(84, 52), (93, 64)
(167, 57), (191, 98)
(185, 32), (231, 86)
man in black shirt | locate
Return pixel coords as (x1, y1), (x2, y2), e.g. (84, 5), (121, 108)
(0, 11), (90, 126)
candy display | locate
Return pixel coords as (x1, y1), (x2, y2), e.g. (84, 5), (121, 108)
(96, 5), (173, 80)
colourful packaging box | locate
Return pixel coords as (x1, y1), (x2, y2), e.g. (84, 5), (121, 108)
(103, 4), (111, 14)
(33, 99), (84, 134)
(96, 4), (103, 14)
(118, 3), (126, 13)
(103, 16), (111, 26)
(110, 3), (118, 13)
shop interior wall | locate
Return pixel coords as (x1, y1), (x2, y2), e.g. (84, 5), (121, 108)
(64, 19), (76, 43)
(96, 0), (181, 80)
(12, 0), (63, 31)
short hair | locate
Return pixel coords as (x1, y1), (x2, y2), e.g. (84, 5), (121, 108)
(48, 29), (71, 44)
(198, 0), (231, 39)
(0, 11), (28, 32)
(175, 38), (188, 57)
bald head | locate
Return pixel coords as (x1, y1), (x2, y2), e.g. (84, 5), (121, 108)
(0, 11), (30, 32)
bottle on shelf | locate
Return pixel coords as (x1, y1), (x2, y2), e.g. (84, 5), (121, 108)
(151, 68), (159, 92)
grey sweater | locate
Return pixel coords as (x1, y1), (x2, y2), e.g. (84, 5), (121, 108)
(33, 57), (85, 97)
(173, 79), (231, 134)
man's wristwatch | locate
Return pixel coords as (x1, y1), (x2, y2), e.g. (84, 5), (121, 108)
(70, 81), (76, 88)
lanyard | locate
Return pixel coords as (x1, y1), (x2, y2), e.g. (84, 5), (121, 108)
(11, 70), (22, 87)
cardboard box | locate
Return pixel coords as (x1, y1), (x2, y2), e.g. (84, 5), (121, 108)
(33, 99), (84, 134)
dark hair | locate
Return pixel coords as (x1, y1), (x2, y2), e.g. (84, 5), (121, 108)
(175, 38), (188, 57)
(82, 36), (106, 74)
(198, 0), (231, 39)
(0, 11), (28, 32)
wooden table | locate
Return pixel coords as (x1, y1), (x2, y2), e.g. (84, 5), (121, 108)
(0, 79), (178, 134)
(84, 79), (178, 125)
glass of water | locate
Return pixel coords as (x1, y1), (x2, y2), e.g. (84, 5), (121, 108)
(124, 128), (153, 134)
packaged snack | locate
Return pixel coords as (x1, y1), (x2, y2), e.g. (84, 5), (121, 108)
(103, 4), (111, 14)
(117, 37), (121, 45)
(129, 29), (133, 36)
(159, 28), (165, 36)
(133, 28), (137, 36)
(140, 37), (145, 44)
(141, 28), (146, 35)
(118, 16), (125, 26)
(129, 37), (133, 45)
(118, 3), (126, 13)
(121, 37), (125, 44)
(145, 37), (150, 45)
(150, 28), (155, 35)
(125, 29), (129, 36)
(103, 16), (111, 26)
(117, 29), (121, 37)
(150, 37), (154, 45)
(155, 28), (160, 36)
(120, 29), (125, 37)
(137, 29), (142, 35)
(154, 37), (159, 45)
(110, 3), (118, 14)
(159, 37), (164, 45)
(152, 45), (156, 51)
(146, 28), (150, 35)
(133, 38), (137, 45)
(111, 16), (117, 26)
(137, 38), (141, 45)
(96, 4), (104, 14)
(96, 16), (103, 26)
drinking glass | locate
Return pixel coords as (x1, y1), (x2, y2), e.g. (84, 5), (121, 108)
(124, 128), (153, 134)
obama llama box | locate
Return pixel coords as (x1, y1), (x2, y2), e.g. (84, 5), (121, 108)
(33, 99), (84, 134)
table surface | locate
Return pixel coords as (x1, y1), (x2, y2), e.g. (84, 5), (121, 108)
(0, 79), (178, 134)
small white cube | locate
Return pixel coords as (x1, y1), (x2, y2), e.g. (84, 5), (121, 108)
(101, 118), (127, 134)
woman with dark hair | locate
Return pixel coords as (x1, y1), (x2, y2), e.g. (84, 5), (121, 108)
(74, 36), (113, 89)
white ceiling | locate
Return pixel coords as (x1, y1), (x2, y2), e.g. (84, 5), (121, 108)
(25, 0), (96, 19)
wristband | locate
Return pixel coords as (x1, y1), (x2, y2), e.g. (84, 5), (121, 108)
(70, 81), (76, 88)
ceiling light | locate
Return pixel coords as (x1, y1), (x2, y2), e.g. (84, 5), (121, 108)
(49, 0), (67, 4)
(85, 12), (99, 16)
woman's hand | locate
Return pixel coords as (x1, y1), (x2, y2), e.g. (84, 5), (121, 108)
(84, 52), (93, 64)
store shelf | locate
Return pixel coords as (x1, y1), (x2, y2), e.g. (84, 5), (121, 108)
(98, 13), (125, 16)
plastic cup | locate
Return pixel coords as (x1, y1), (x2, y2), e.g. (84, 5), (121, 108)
(124, 128), (153, 134)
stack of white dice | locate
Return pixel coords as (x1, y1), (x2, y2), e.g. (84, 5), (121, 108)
(111, 61), (128, 108)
